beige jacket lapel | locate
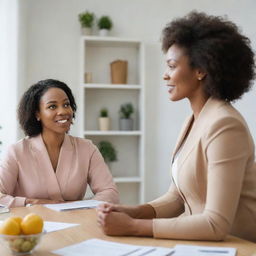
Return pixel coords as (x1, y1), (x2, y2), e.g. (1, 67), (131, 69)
(171, 98), (227, 213)
(172, 115), (194, 163)
(174, 98), (227, 171)
(30, 134), (68, 201)
(55, 134), (74, 194)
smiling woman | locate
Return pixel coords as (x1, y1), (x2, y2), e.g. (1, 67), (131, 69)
(96, 11), (256, 243)
(0, 79), (119, 208)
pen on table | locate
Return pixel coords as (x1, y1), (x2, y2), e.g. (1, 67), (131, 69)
(132, 248), (156, 256)
(60, 207), (91, 211)
(198, 249), (229, 254)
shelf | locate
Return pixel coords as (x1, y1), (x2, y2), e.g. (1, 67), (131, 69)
(82, 36), (141, 47)
(114, 177), (142, 183)
(79, 36), (145, 204)
(84, 131), (142, 136)
(82, 84), (141, 89)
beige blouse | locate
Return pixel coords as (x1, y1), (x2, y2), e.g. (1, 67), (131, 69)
(0, 134), (119, 207)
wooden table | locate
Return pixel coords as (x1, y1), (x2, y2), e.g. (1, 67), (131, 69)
(0, 205), (256, 255)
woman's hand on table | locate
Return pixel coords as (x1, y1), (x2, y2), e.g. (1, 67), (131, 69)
(97, 209), (136, 236)
(96, 203), (154, 236)
(97, 202), (156, 219)
(96, 203), (143, 218)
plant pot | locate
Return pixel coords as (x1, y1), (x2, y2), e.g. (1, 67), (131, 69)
(99, 117), (110, 131)
(81, 27), (92, 36)
(99, 29), (109, 36)
(110, 60), (128, 84)
(119, 118), (133, 131)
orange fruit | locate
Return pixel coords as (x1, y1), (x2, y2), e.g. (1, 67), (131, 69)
(12, 216), (23, 226)
(20, 213), (43, 235)
(0, 217), (21, 235)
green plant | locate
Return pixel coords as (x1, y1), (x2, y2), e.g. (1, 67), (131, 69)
(98, 141), (117, 162)
(100, 108), (108, 117)
(97, 16), (113, 30)
(78, 11), (94, 28)
(119, 103), (134, 119)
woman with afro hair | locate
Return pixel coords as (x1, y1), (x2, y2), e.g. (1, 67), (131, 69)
(97, 11), (256, 242)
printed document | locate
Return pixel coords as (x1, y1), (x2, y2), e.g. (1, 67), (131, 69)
(44, 200), (104, 211)
(173, 244), (236, 256)
(53, 238), (174, 256)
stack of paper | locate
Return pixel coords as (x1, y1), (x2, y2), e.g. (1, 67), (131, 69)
(53, 239), (174, 256)
(173, 244), (236, 256)
(44, 200), (103, 211)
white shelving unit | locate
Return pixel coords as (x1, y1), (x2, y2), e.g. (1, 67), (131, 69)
(77, 36), (145, 205)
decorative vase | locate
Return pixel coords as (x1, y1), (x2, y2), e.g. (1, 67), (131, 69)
(119, 118), (133, 131)
(84, 72), (93, 83)
(81, 27), (92, 36)
(99, 29), (109, 36)
(99, 117), (110, 131)
(110, 60), (128, 84)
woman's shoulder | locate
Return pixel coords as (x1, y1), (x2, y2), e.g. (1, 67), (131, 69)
(7, 136), (32, 151)
(67, 135), (97, 152)
(202, 99), (252, 141)
(203, 98), (248, 127)
(1, 136), (36, 160)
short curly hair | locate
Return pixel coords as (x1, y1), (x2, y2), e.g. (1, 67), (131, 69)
(18, 79), (77, 137)
(162, 11), (255, 101)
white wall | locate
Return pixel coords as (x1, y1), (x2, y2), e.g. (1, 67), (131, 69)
(0, 0), (19, 154)
(11, 0), (256, 201)
(17, 0), (28, 139)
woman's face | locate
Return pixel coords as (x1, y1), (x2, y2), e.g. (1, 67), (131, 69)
(163, 44), (203, 102)
(36, 87), (73, 135)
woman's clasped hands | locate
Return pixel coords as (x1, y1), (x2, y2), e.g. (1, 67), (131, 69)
(96, 203), (136, 236)
(97, 203), (154, 237)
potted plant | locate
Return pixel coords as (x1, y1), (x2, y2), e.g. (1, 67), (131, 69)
(119, 103), (134, 130)
(98, 141), (117, 164)
(97, 16), (113, 36)
(98, 108), (110, 131)
(78, 11), (94, 35)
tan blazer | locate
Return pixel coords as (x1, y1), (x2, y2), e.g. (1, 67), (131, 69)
(149, 98), (256, 242)
(0, 134), (119, 207)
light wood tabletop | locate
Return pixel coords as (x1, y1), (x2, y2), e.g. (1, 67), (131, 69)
(0, 205), (256, 255)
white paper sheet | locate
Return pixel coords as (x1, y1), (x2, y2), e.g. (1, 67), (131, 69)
(53, 238), (174, 256)
(173, 245), (236, 256)
(43, 221), (79, 233)
(44, 200), (104, 211)
(0, 204), (9, 214)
